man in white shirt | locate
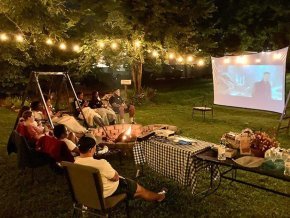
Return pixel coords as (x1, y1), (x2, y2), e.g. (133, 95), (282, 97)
(53, 124), (80, 155)
(74, 134), (167, 201)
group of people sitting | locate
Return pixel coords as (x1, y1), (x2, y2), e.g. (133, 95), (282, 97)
(13, 89), (167, 202)
(74, 89), (136, 127)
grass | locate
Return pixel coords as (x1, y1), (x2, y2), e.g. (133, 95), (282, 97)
(0, 77), (290, 217)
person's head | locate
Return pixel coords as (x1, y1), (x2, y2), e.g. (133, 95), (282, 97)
(31, 101), (42, 111)
(18, 106), (30, 119)
(22, 110), (34, 123)
(92, 91), (99, 100)
(77, 91), (84, 100)
(114, 89), (120, 96)
(263, 72), (270, 82)
(53, 124), (68, 139)
(78, 134), (99, 155)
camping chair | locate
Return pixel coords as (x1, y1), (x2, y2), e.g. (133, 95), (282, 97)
(61, 161), (130, 218)
(12, 131), (52, 181)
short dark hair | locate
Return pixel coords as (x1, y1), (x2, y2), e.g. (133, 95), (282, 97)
(22, 110), (32, 120)
(53, 124), (66, 139)
(76, 91), (83, 97)
(78, 135), (96, 153)
(31, 101), (40, 111)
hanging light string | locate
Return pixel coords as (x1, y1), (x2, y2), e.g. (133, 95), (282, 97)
(0, 32), (207, 65)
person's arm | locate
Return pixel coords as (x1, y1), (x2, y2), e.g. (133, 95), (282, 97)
(109, 171), (119, 182)
(101, 160), (120, 181)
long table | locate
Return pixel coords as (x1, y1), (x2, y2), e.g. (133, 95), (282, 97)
(133, 135), (213, 193)
(195, 148), (290, 197)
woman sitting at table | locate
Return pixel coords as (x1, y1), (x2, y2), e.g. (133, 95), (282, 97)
(43, 95), (87, 136)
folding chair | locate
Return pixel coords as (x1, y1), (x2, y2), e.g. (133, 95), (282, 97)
(61, 161), (130, 218)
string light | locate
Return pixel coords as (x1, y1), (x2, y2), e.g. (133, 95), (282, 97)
(111, 42), (118, 50)
(197, 59), (205, 66)
(59, 42), (67, 50)
(186, 55), (193, 62)
(177, 56), (183, 63)
(15, 34), (24, 42)
(72, 44), (80, 52)
(255, 58), (261, 63)
(46, 38), (53, 45)
(0, 31), (210, 66)
(168, 53), (175, 59)
(98, 41), (105, 48)
(0, 33), (8, 41)
(152, 50), (158, 57)
(134, 40), (141, 48)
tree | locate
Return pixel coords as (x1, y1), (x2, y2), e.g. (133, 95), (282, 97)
(75, 0), (217, 93)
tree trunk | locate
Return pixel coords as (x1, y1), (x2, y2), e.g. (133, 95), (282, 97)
(131, 60), (143, 94)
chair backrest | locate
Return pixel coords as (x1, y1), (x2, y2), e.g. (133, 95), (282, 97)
(61, 161), (105, 210)
(13, 130), (34, 169)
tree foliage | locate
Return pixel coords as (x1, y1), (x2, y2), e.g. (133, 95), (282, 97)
(0, 0), (289, 94)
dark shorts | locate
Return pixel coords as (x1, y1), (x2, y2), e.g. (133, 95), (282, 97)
(112, 177), (137, 199)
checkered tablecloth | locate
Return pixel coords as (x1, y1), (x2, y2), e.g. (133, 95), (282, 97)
(133, 136), (214, 193)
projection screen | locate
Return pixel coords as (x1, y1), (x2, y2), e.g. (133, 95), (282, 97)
(212, 47), (288, 113)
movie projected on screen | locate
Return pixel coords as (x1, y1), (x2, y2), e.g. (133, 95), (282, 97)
(212, 47), (288, 113)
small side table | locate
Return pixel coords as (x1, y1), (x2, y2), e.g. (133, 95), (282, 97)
(192, 106), (213, 121)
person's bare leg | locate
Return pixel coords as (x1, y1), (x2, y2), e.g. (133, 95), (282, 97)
(119, 106), (125, 123)
(134, 184), (165, 202)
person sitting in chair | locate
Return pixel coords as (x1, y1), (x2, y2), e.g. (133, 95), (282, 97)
(109, 89), (135, 124)
(43, 95), (87, 136)
(74, 91), (106, 127)
(53, 124), (80, 155)
(89, 91), (117, 125)
(21, 110), (50, 143)
(74, 134), (167, 201)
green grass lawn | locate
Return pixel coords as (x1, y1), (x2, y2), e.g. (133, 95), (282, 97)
(0, 78), (290, 217)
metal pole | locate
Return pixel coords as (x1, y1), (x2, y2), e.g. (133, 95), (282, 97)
(65, 72), (89, 128)
(34, 72), (54, 128)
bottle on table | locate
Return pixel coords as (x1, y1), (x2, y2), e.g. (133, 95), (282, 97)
(218, 140), (226, 161)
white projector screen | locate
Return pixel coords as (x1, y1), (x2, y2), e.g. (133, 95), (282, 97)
(212, 47), (288, 113)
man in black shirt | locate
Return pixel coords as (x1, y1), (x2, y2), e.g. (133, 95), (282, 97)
(109, 89), (135, 124)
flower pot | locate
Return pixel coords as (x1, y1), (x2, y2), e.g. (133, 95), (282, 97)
(251, 148), (265, 158)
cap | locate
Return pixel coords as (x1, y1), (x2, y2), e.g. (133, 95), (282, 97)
(78, 133), (102, 153)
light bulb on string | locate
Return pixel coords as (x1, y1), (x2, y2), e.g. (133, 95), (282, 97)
(186, 55), (193, 63)
(177, 56), (183, 63)
(72, 44), (80, 52)
(59, 42), (67, 50)
(152, 50), (158, 57)
(111, 42), (118, 50)
(15, 34), (24, 42)
(168, 53), (175, 59)
(98, 41), (105, 48)
(46, 38), (53, 45)
(0, 33), (8, 41)
(134, 40), (141, 48)
(197, 59), (205, 66)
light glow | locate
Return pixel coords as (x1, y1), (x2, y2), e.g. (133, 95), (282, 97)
(46, 38), (53, 45)
(0, 33), (8, 41)
(15, 34), (24, 42)
(111, 42), (118, 50)
(59, 42), (67, 50)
